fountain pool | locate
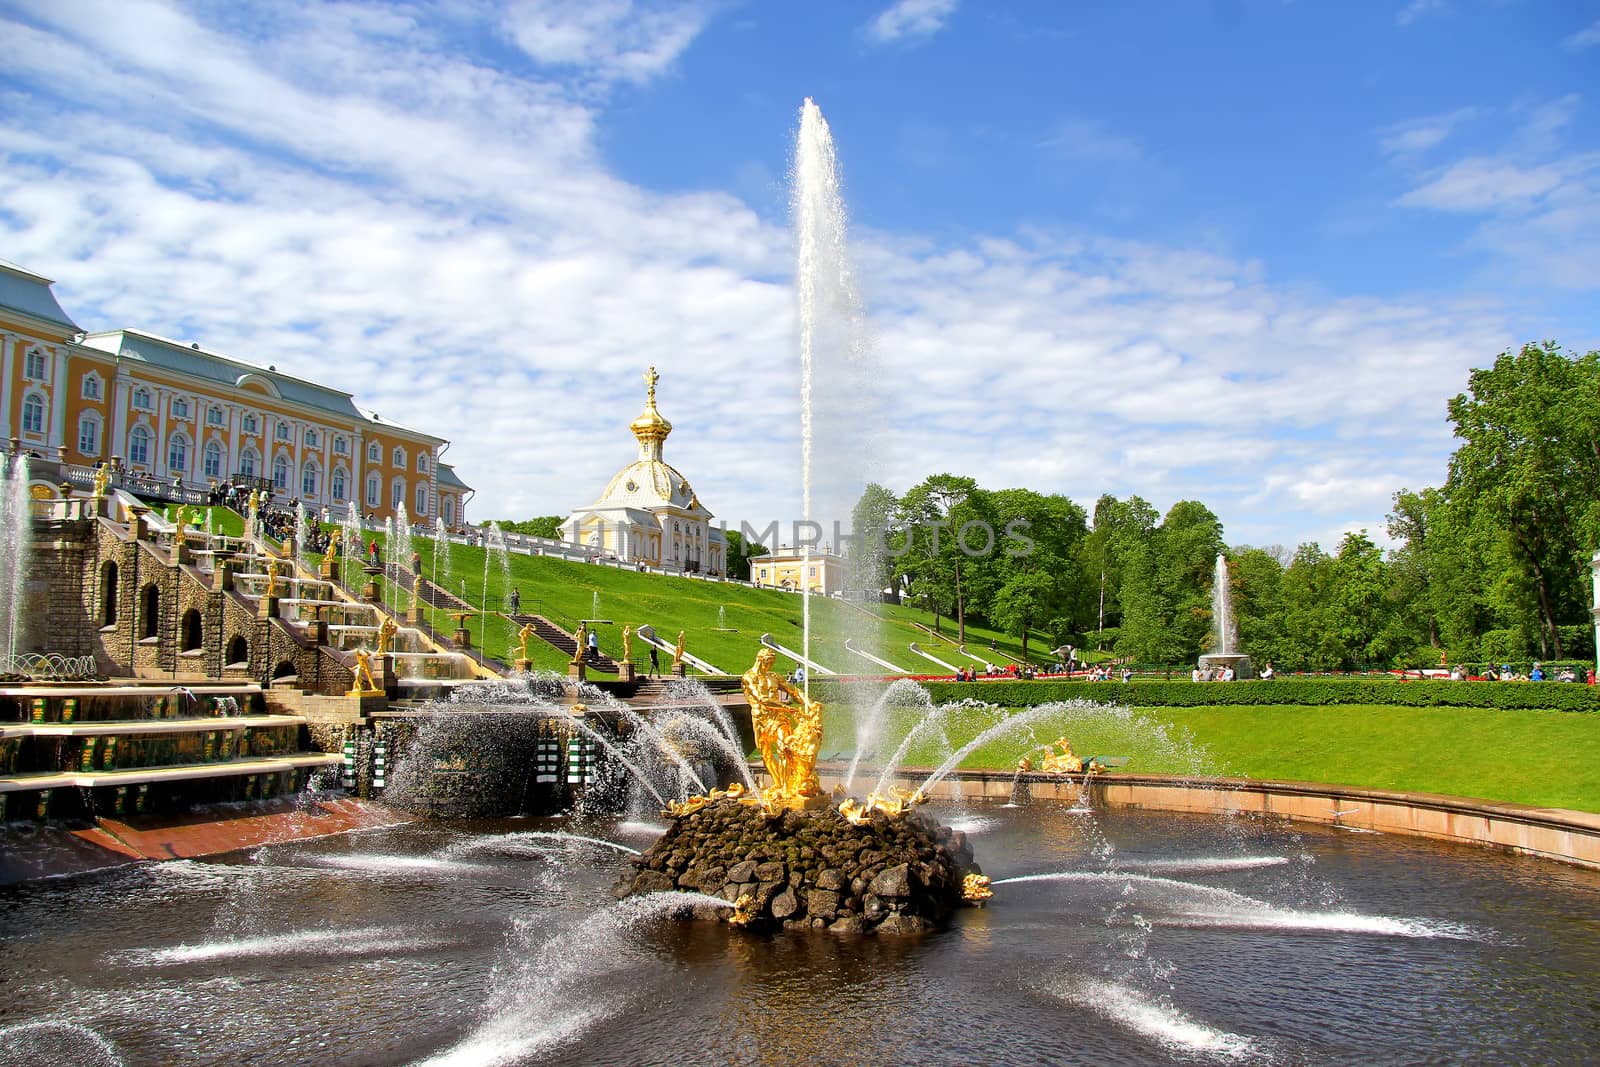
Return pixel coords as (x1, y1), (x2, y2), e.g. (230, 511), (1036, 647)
(2, 800), (1598, 1066)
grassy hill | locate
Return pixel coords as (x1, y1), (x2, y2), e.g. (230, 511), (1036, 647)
(165, 506), (1068, 675)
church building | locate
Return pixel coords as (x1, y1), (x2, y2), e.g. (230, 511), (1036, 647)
(559, 368), (725, 575)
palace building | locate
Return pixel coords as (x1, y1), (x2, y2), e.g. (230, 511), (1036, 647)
(0, 260), (471, 526)
(559, 367), (726, 574)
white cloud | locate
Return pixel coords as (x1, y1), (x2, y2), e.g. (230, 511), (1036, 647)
(0, 0), (1523, 552)
(1388, 98), (1600, 288)
(501, 0), (711, 84)
(1397, 158), (1573, 211)
(864, 0), (957, 45)
(1378, 107), (1478, 157)
(1564, 18), (1600, 50)
(1395, 0), (1448, 28)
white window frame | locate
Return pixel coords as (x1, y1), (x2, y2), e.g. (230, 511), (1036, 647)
(367, 441), (380, 463)
(242, 413), (259, 434)
(392, 446), (405, 468)
(301, 461), (319, 498)
(275, 423), (290, 442)
(167, 433), (188, 473)
(77, 414), (100, 456)
(333, 435), (348, 456)
(414, 483), (428, 516)
(365, 473), (380, 508)
(20, 392), (45, 436)
(239, 447), (258, 478)
(171, 397), (189, 420)
(272, 455), (290, 490)
(416, 453), (429, 473)
(129, 425), (152, 467)
(132, 388), (152, 411)
(304, 429), (318, 448)
(331, 466), (348, 502)
(207, 405), (224, 427)
(203, 440), (223, 479)
(390, 477), (404, 509)
(23, 348), (47, 381)
(81, 372), (103, 400)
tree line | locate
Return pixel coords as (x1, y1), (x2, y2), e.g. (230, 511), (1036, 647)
(848, 342), (1600, 670)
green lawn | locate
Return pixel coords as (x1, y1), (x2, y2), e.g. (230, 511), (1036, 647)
(330, 531), (1060, 677)
(811, 695), (1600, 812)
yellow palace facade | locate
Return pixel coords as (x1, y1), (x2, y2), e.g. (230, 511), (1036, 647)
(0, 260), (470, 526)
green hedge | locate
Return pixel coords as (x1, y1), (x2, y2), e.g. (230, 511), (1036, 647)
(812, 677), (1600, 713)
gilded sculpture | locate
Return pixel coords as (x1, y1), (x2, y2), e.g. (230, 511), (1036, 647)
(323, 528), (342, 566)
(349, 648), (381, 696)
(572, 620), (588, 666)
(375, 616), (398, 656)
(517, 621), (535, 661)
(264, 558), (281, 597)
(673, 630), (685, 670)
(741, 647), (823, 811)
(92, 464), (110, 498)
(621, 624), (633, 663)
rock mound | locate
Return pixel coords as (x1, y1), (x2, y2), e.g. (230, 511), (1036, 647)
(614, 799), (982, 934)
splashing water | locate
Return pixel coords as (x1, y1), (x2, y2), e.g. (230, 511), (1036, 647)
(0, 454), (32, 662)
(416, 892), (732, 1067)
(844, 678), (932, 792)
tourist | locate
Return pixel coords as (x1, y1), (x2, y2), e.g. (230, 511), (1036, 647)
(1530, 663), (1545, 682)
(587, 628), (599, 661)
(1261, 662), (1275, 680)
(649, 645), (660, 676)
(1222, 665), (1236, 682)
(508, 588), (520, 615)
(368, 538), (379, 565)
(1120, 667), (1132, 684)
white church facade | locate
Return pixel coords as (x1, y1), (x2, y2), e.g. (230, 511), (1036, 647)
(559, 367), (726, 575)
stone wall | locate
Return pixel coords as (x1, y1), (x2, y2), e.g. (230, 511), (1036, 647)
(29, 512), (355, 696)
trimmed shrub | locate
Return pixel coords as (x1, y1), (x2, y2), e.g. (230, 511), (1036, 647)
(820, 677), (1600, 714)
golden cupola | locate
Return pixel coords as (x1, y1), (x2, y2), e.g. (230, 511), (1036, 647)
(630, 365), (673, 461)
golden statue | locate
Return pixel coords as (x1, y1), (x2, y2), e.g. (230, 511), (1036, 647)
(673, 630), (685, 670)
(248, 488), (261, 514)
(741, 647), (823, 811)
(349, 648), (381, 696)
(572, 620), (588, 666)
(621, 624), (633, 663)
(323, 528), (342, 566)
(961, 873), (994, 904)
(264, 558), (281, 597)
(1038, 737), (1102, 776)
(174, 510), (189, 540)
(518, 621), (535, 660)
(375, 615), (398, 655)
(92, 465), (110, 498)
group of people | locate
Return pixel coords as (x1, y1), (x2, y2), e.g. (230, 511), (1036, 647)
(1191, 664), (1243, 682)
(1461, 663), (1587, 683)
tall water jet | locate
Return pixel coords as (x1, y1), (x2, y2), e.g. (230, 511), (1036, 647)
(0, 453), (33, 664)
(791, 96), (880, 704)
(432, 516), (450, 601)
(1197, 553), (1253, 679)
(392, 504), (414, 609)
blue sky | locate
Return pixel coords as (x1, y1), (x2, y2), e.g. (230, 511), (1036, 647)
(1, 0), (1596, 552)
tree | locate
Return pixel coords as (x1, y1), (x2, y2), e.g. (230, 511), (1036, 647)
(985, 488), (1089, 657)
(493, 515), (563, 539)
(849, 483), (900, 599)
(724, 529), (768, 581)
(899, 474), (982, 643)
(1446, 343), (1600, 658)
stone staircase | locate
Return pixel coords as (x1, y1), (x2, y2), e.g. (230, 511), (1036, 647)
(513, 614), (620, 673)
